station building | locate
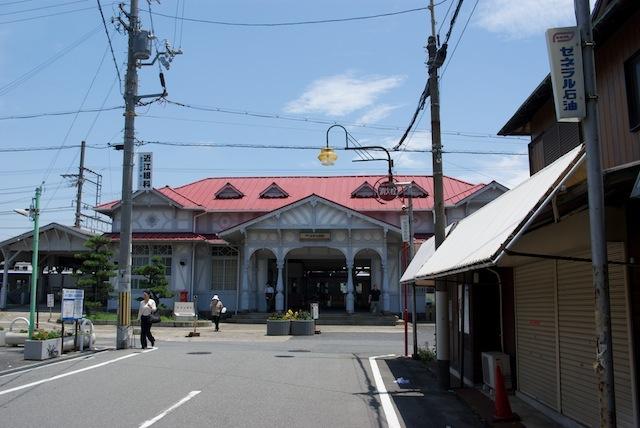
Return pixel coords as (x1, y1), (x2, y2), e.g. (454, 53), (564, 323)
(97, 175), (507, 314)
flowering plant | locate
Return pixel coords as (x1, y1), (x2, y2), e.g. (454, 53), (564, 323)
(31, 329), (62, 341)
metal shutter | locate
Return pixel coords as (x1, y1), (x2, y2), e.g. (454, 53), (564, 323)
(515, 260), (559, 409)
(556, 243), (635, 427)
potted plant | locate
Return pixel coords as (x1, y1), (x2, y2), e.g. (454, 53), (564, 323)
(290, 311), (315, 336)
(266, 310), (294, 336)
(24, 329), (62, 361)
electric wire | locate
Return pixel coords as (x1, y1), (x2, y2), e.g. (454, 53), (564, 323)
(0, 0), (87, 16)
(0, 26), (101, 96)
(178, 0), (186, 47)
(442, 0), (479, 78)
(441, 0), (465, 45)
(96, 0), (123, 93)
(0, 4), (112, 25)
(437, 0), (454, 36)
(0, 0), (36, 6)
(0, 106), (123, 120)
(148, 6), (428, 27)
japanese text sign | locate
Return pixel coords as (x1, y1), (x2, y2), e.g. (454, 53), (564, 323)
(137, 152), (153, 190)
(546, 27), (586, 121)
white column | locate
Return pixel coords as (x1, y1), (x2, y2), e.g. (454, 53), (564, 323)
(257, 257), (267, 312)
(382, 263), (390, 313)
(346, 260), (354, 314)
(240, 263), (250, 311)
(275, 260), (284, 312)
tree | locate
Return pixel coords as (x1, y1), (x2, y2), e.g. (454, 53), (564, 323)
(134, 256), (174, 305)
(74, 235), (117, 306)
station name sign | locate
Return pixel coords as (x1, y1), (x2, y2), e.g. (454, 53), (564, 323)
(376, 180), (400, 201)
(300, 232), (331, 241)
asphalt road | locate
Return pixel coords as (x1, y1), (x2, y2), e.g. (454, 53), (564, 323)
(0, 325), (481, 428)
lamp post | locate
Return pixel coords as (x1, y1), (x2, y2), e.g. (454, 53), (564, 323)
(14, 185), (42, 339)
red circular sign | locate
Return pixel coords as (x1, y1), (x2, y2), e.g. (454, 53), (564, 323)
(377, 180), (399, 201)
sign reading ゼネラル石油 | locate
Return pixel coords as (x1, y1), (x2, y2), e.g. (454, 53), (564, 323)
(546, 27), (586, 122)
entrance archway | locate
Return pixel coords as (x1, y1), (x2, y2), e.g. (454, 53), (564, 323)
(285, 247), (347, 312)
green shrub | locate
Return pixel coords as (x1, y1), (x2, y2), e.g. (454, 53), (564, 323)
(417, 343), (436, 363)
(295, 311), (313, 320)
(31, 329), (62, 340)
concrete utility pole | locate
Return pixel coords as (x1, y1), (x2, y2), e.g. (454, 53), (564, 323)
(74, 141), (86, 228)
(574, 1), (616, 426)
(428, 0), (449, 389)
(28, 186), (42, 339)
(116, 0), (140, 349)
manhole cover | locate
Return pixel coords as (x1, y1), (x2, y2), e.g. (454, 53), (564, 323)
(274, 355), (294, 358)
(288, 349), (311, 353)
(186, 351), (212, 355)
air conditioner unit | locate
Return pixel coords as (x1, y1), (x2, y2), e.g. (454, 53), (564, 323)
(481, 352), (512, 391)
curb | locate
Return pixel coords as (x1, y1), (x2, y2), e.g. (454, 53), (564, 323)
(89, 320), (212, 327)
(0, 347), (112, 377)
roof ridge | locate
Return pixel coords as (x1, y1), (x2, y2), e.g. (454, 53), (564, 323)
(160, 186), (204, 207)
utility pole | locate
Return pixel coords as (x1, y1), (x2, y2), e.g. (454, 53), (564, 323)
(74, 141), (86, 228)
(574, 1), (616, 426)
(428, 0), (449, 389)
(116, 0), (140, 349)
(28, 186), (42, 339)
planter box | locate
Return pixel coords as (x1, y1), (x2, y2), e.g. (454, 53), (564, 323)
(266, 320), (291, 336)
(24, 338), (62, 360)
(290, 320), (315, 336)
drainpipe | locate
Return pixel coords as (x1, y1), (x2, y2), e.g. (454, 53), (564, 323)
(487, 268), (504, 353)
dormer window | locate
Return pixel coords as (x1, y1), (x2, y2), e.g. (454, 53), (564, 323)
(351, 181), (377, 198)
(215, 183), (244, 199)
(399, 182), (429, 198)
(259, 182), (289, 199)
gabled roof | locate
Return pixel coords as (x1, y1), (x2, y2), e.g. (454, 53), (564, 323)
(351, 181), (377, 198)
(96, 187), (204, 212)
(215, 182), (244, 199)
(0, 223), (96, 250)
(399, 181), (429, 198)
(259, 182), (289, 199)
(452, 181), (509, 207)
(219, 194), (401, 238)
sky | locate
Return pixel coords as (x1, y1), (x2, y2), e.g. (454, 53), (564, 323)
(0, 0), (582, 240)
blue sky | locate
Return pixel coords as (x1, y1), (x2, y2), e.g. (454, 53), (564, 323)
(0, 0), (579, 239)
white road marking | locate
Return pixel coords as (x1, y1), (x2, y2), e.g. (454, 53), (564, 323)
(0, 348), (157, 396)
(369, 354), (401, 428)
(139, 391), (201, 428)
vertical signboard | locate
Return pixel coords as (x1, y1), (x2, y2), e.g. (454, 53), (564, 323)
(546, 27), (586, 121)
(62, 288), (84, 321)
(400, 215), (410, 242)
(137, 152), (153, 190)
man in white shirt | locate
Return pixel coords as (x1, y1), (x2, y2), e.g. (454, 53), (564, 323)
(265, 283), (275, 312)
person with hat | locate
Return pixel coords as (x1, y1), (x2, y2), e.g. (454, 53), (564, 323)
(210, 295), (223, 332)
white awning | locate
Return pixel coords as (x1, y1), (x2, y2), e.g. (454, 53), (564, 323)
(414, 145), (585, 280)
(400, 237), (435, 284)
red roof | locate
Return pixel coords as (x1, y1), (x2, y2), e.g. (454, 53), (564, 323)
(103, 232), (225, 244)
(97, 175), (487, 213)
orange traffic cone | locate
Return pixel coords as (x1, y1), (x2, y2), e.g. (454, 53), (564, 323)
(493, 365), (519, 422)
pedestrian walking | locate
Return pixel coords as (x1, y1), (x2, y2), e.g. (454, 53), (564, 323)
(368, 284), (381, 315)
(264, 282), (275, 312)
(137, 290), (156, 349)
(210, 295), (223, 332)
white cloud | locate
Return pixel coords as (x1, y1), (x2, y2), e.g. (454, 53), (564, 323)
(476, 0), (575, 39)
(284, 73), (404, 116)
(356, 104), (399, 124)
(457, 155), (530, 188)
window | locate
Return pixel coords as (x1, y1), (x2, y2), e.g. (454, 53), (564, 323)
(215, 183), (244, 199)
(351, 181), (377, 198)
(211, 246), (238, 290)
(625, 50), (640, 132)
(259, 182), (288, 199)
(132, 244), (172, 276)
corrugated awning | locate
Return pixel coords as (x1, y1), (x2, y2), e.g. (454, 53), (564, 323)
(103, 232), (226, 245)
(414, 145), (585, 281)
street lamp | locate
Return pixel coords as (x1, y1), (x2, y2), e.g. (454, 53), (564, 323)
(15, 185), (42, 339)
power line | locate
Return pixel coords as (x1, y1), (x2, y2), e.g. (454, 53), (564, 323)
(441, 0), (465, 45)
(0, 4), (110, 25)
(0, 0), (87, 16)
(0, 26), (101, 96)
(148, 6), (428, 27)
(0, 0), (37, 6)
(0, 143), (108, 153)
(442, 0), (479, 78)
(96, 0), (123, 93)
(0, 106), (122, 120)
(140, 139), (527, 156)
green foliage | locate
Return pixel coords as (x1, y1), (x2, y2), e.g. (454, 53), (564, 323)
(295, 311), (313, 320)
(268, 310), (312, 320)
(74, 235), (116, 305)
(31, 329), (62, 340)
(417, 344), (436, 363)
(134, 256), (174, 299)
